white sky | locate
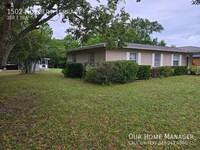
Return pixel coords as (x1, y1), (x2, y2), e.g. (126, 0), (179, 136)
(48, 0), (200, 47)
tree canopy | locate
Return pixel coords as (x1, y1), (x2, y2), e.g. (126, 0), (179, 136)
(0, 0), (135, 68)
(0, 0), (198, 68)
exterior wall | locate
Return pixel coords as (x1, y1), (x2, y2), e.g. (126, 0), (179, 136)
(106, 49), (190, 67)
(105, 49), (126, 61)
(141, 51), (152, 65)
(68, 48), (192, 67)
(67, 48), (106, 63)
(193, 58), (200, 66)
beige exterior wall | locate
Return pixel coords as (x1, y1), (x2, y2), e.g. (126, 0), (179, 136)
(141, 51), (152, 65)
(67, 48), (191, 67)
(105, 49), (190, 66)
(67, 48), (105, 63)
(105, 49), (126, 61)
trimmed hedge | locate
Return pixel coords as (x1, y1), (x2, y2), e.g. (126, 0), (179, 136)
(137, 65), (151, 80)
(157, 66), (174, 77)
(172, 66), (188, 75)
(151, 66), (174, 78)
(62, 62), (84, 78)
(150, 67), (158, 78)
(85, 60), (139, 85)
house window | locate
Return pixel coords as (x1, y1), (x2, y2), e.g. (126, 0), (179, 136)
(173, 54), (179, 66)
(88, 52), (95, 64)
(154, 53), (161, 67)
(130, 52), (137, 62)
(72, 54), (76, 62)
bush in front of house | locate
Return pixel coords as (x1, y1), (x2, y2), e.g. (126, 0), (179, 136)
(85, 62), (115, 85)
(190, 65), (200, 75)
(157, 66), (174, 77)
(172, 66), (188, 75)
(85, 60), (139, 85)
(112, 60), (139, 83)
(137, 65), (151, 80)
(62, 62), (84, 78)
(150, 67), (158, 78)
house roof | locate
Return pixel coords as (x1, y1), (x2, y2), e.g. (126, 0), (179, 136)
(126, 43), (184, 52)
(178, 46), (200, 53)
(193, 54), (200, 58)
(67, 43), (106, 52)
(66, 43), (200, 54)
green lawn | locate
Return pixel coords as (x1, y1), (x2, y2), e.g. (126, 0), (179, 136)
(0, 69), (199, 149)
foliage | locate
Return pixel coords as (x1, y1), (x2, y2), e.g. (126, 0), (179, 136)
(83, 33), (105, 46)
(157, 66), (174, 78)
(69, 17), (166, 47)
(64, 35), (79, 50)
(112, 60), (139, 83)
(151, 66), (174, 78)
(190, 65), (200, 75)
(62, 62), (84, 78)
(85, 62), (115, 85)
(150, 67), (158, 78)
(192, 0), (200, 5)
(172, 66), (188, 75)
(85, 60), (139, 85)
(0, 0), (134, 68)
(137, 65), (151, 80)
(46, 38), (66, 68)
(13, 23), (52, 74)
(127, 17), (166, 46)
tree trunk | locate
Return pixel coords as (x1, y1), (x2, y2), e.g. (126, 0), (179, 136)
(0, 43), (13, 69)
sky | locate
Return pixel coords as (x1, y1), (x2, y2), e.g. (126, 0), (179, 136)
(48, 0), (200, 47)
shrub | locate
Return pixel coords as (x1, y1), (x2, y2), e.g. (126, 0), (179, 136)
(157, 66), (174, 77)
(137, 65), (151, 80)
(150, 67), (158, 78)
(190, 65), (200, 75)
(62, 62), (84, 78)
(85, 62), (115, 85)
(172, 66), (188, 75)
(85, 60), (139, 85)
(111, 60), (139, 83)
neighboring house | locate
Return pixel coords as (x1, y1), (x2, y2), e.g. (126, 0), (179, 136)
(192, 54), (200, 66)
(67, 43), (200, 68)
(32, 58), (50, 71)
(178, 46), (200, 67)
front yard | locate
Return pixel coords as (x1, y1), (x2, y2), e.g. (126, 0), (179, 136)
(0, 70), (199, 149)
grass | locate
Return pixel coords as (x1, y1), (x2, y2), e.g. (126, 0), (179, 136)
(0, 69), (199, 149)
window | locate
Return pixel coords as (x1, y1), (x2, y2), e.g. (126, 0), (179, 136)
(41, 60), (46, 65)
(72, 54), (76, 62)
(130, 52), (137, 62)
(173, 54), (179, 66)
(154, 53), (161, 67)
(88, 52), (95, 64)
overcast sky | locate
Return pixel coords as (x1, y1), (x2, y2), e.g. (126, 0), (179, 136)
(48, 0), (200, 47)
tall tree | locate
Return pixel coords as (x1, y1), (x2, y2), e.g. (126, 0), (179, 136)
(14, 23), (52, 74)
(46, 38), (66, 68)
(127, 17), (166, 46)
(0, 0), (135, 68)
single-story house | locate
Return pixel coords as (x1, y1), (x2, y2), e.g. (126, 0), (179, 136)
(66, 43), (200, 68)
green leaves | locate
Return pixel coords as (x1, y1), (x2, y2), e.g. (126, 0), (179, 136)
(127, 17), (166, 46)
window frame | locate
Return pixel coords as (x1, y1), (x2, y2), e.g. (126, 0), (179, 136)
(88, 52), (95, 64)
(129, 52), (137, 62)
(72, 54), (76, 62)
(154, 53), (161, 67)
(173, 54), (179, 66)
